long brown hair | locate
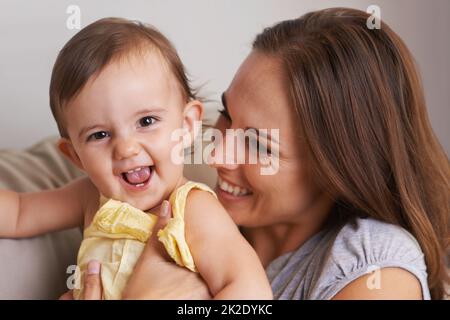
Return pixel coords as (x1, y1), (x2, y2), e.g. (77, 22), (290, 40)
(253, 8), (449, 299)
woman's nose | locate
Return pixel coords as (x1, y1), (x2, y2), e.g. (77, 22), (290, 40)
(208, 135), (240, 171)
(209, 156), (240, 171)
(113, 138), (140, 160)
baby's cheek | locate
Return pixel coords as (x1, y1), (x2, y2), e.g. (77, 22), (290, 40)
(146, 129), (185, 178)
(82, 160), (112, 189)
(155, 142), (184, 175)
(151, 135), (181, 162)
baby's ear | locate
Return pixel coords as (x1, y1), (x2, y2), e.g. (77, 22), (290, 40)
(57, 138), (84, 171)
(182, 100), (203, 146)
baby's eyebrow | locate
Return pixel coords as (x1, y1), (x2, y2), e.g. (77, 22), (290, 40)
(133, 107), (167, 117)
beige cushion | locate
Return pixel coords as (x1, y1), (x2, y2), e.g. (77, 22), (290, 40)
(0, 137), (84, 299)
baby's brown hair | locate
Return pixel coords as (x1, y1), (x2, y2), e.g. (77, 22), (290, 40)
(49, 17), (196, 138)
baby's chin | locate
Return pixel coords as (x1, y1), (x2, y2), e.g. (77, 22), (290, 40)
(119, 195), (162, 213)
(98, 189), (161, 213)
(133, 198), (162, 213)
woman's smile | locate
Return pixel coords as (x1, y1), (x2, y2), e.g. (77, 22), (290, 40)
(215, 175), (252, 201)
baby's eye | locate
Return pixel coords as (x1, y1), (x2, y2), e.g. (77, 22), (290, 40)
(88, 131), (110, 141)
(138, 116), (157, 127)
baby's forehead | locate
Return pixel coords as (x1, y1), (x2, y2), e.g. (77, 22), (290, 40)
(63, 51), (185, 118)
(106, 48), (174, 80)
(74, 50), (180, 99)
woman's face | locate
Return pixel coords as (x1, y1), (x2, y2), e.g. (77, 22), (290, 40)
(213, 51), (330, 228)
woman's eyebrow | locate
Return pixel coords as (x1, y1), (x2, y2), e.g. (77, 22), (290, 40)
(221, 92), (229, 112)
(220, 92), (232, 122)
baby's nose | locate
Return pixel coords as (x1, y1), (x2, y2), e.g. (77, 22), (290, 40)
(113, 138), (140, 160)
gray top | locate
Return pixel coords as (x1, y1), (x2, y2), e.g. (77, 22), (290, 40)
(266, 217), (430, 300)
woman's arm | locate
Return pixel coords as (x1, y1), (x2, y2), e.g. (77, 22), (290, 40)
(331, 267), (423, 300)
(183, 190), (273, 299)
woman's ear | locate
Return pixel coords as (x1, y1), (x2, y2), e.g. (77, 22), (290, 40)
(182, 100), (204, 147)
(57, 138), (84, 171)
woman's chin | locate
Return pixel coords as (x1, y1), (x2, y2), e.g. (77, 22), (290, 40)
(215, 188), (251, 224)
(222, 208), (242, 225)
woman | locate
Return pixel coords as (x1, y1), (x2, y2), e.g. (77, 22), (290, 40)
(67, 7), (449, 300)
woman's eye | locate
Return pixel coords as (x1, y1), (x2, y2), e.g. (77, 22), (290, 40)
(139, 116), (157, 127)
(88, 131), (110, 141)
(246, 136), (271, 156)
(259, 145), (271, 156)
(245, 135), (258, 153)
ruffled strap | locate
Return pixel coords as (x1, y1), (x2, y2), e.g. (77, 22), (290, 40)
(85, 181), (216, 273)
(157, 181), (216, 272)
(86, 198), (157, 243)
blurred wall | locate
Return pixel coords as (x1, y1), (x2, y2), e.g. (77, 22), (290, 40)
(0, 0), (448, 155)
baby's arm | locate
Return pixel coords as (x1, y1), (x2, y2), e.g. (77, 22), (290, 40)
(0, 177), (96, 238)
(184, 191), (273, 299)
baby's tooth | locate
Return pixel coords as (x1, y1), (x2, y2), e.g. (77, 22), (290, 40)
(232, 187), (240, 196)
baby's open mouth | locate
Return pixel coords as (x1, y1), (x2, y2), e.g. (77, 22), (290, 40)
(121, 166), (153, 187)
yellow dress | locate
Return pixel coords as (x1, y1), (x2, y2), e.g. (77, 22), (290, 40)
(73, 181), (216, 300)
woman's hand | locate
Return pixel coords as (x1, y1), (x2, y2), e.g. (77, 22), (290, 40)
(122, 200), (211, 299)
(58, 260), (103, 300)
(60, 200), (211, 300)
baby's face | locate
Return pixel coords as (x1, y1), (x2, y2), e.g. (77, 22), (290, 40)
(62, 52), (190, 211)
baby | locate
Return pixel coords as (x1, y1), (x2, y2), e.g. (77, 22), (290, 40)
(0, 18), (272, 299)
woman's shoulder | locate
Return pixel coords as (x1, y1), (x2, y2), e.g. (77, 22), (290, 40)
(333, 216), (423, 256)
(313, 217), (430, 299)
